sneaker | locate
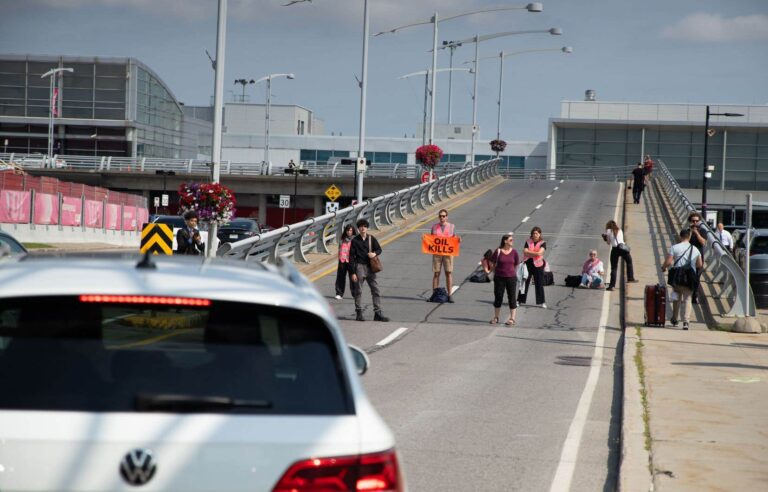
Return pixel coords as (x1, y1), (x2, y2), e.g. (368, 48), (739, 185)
(627, 279), (639, 283)
(539, 303), (547, 309)
(671, 319), (679, 327)
(355, 310), (365, 322)
(606, 286), (615, 291)
(447, 296), (455, 303)
(374, 312), (390, 322)
(334, 294), (343, 300)
(682, 321), (689, 330)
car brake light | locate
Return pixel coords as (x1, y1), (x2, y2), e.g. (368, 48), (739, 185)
(272, 449), (402, 492)
(79, 295), (211, 307)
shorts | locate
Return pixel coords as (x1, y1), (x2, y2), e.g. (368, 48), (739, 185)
(432, 254), (454, 273)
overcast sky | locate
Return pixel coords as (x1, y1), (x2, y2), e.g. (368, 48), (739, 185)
(2, 0), (767, 142)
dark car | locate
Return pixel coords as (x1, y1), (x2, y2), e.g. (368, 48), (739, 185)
(0, 231), (27, 257)
(218, 218), (261, 244)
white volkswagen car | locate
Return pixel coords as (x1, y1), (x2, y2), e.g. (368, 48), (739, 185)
(0, 254), (402, 491)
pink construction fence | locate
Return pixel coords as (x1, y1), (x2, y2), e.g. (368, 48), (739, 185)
(0, 172), (149, 231)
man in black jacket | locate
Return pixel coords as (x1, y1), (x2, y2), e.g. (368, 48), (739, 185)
(176, 211), (205, 255)
(349, 219), (389, 322)
(687, 212), (707, 304)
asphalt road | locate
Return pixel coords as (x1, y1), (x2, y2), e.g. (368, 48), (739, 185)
(314, 179), (625, 492)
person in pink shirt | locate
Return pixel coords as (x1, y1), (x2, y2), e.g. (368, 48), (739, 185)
(334, 224), (357, 299)
(519, 226), (547, 308)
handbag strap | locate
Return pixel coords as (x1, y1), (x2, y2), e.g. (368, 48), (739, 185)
(673, 245), (693, 267)
(368, 235), (372, 253)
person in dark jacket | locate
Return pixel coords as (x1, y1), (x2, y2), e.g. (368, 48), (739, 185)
(176, 211), (204, 255)
(334, 224), (357, 299)
(349, 219), (389, 322)
(687, 211), (707, 304)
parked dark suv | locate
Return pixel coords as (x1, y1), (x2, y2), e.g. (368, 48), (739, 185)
(217, 218), (262, 244)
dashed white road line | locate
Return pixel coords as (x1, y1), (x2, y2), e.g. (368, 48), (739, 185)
(451, 285), (460, 295)
(546, 194), (552, 199)
(521, 216), (530, 223)
(375, 327), (408, 347)
(554, 186), (559, 191)
(560, 179), (565, 183)
(535, 204), (542, 209)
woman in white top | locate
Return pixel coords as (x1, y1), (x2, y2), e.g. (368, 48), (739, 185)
(603, 220), (637, 291)
(662, 228), (703, 329)
(580, 250), (605, 288)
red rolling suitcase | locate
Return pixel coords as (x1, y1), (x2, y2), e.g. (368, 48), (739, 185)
(644, 284), (666, 327)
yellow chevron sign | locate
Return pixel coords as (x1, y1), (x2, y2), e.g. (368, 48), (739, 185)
(140, 223), (173, 255)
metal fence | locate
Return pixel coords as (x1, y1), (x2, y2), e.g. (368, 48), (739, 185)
(655, 158), (755, 317)
(218, 159), (500, 263)
(499, 164), (635, 181)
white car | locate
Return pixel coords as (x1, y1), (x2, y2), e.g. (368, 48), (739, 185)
(17, 155), (67, 169)
(0, 255), (402, 491)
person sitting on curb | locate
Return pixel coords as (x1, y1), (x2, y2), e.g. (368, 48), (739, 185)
(579, 250), (605, 288)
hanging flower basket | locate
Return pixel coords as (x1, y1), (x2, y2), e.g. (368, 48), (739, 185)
(178, 182), (236, 224)
(415, 144), (444, 169)
(490, 139), (507, 153)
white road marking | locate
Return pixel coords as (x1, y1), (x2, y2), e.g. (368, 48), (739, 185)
(554, 186), (559, 191)
(549, 184), (622, 492)
(375, 327), (408, 347)
(535, 204), (542, 209)
(560, 179), (565, 183)
(546, 194), (552, 199)
(451, 285), (460, 295)
(521, 216), (530, 223)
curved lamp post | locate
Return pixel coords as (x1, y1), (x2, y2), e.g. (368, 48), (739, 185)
(443, 28), (562, 165)
(234, 78), (255, 102)
(375, 4), (543, 147)
(470, 46), (572, 145)
(255, 73), (295, 175)
(41, 67), (73, 166)
(702, 106), (743, 220)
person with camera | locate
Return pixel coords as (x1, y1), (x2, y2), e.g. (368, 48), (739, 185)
(603, 220), (637, 291)
(349, 219), (389, 322)
(687, 212), (707, 304)
(176, 211), (205, 255)
(662, 228), (703, 330)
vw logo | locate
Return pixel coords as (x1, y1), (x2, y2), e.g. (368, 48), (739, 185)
(120, 449), (157, 486)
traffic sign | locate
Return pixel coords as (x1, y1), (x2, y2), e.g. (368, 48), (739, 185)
(421, 171), (437, 183)
(140, 223), (173, 255)
(325, 201), (340, 214)
(153, 197), (160, 207)
(325, 184), (342, 202)
(161, 194), (169, 206)
(279, 195), (291, 208)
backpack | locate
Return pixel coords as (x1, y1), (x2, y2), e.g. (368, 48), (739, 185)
(469, 269), (490, 283)
(428, 287), (450, 303)
(565, 275), (582, 288)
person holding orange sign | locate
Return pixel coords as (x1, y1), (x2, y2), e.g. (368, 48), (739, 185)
(426, 209), (461, 303)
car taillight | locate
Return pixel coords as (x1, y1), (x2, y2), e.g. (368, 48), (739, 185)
(79, 295), (211, 307)
(272, 449), (402, 492)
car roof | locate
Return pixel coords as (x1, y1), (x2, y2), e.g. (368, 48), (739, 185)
(0, 255), (332, 318)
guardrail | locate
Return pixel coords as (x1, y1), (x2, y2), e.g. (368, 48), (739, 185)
(500, 165), (635, 181)
(655, 158), (756, 317)
(218, 159), (500, 263)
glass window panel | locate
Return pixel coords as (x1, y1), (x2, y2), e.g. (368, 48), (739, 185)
(0, 104), (24, 116)
(391, 153), (407, 163)
(562, 128), (594, 140)
(757, 133), (768, 145)
(316, 150), (332, 163)
(0, 61), (26, 73)
(627, 129), (643, 142)
(725, 159), (756, 171)
(95, 64), (125, 77)
(727, 145), (756, 159)
(95, 77), (125, 90)
(94, 108), (124, 119)
(27, 62), (54, 75)
(63, 107), (93, 118)
(642, 141), (659, 156)
(594, 154), (626, 166)
(595, 129), (626, 142)
(26, 106), (48, 117)
(756, 146), (768, 159)
(727, 132), (757, 145)
(595, 142), (626, 154)
(724, 171), (756, 190)
(560, 153), (593, 167)
(561, 141), (593, 153)
(0, 74), (26, 86)
(0, 87), (24, 98)
(95, 89), (125, 103)
(62, 88), (94, 102)
(659, 131), (692, 143)
(658, 143), (691, 156)
(626, 143), (642, 159)
(64, 76), (94, 89)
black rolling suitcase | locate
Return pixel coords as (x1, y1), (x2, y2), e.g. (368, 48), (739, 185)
(644, 284), (666, 327)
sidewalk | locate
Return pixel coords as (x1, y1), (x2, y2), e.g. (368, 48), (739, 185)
(620, 183), (768, 491)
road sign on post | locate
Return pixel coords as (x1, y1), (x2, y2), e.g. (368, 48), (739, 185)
(325, 201), (340, 214)
(153, 197), (160, 207)
(161, 194), (169, 207)
(279, 195), (291, 208)
(421, 171), (438, 183)
(140, 223), (173, 255)
(325, 184), (342, 202)
(356, 157), (367, 173)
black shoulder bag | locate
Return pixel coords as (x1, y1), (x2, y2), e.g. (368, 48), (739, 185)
(668, 245), (695, 289)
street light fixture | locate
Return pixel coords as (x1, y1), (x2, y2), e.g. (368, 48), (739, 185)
(443, 28), (562, 165)
(701, 105), (743, 221)
(399, 68), (472, 145)
(41, 67), (73, 167)
(375, 4), (543, 146)
(470, 46), (572, 148)
(233, 78), (255, 102)
(254, 73), (295, 175)
(284, 166), (309, 223)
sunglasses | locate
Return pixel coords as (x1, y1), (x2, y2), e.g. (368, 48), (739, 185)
(439, 215), (447, 218)
(690, 219), (700, 223)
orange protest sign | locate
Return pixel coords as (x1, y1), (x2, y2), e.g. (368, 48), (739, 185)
(422, 234), (460, 257)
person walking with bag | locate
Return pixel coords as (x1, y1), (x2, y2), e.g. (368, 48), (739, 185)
(334, 224), (357, 300)
(349, 219), (389, 322)
(489, 233), (520, 325)
(662, 228), (703, 330)
(603, 220), (638, 291)
(519, 226), (547, 308)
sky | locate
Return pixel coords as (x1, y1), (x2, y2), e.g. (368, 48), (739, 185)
(1, 0), (767, 142)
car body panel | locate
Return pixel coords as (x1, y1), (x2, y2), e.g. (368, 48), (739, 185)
(0, 231), (27, 257)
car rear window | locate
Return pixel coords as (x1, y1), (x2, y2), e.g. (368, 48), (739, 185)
(0, 296), (353, 415)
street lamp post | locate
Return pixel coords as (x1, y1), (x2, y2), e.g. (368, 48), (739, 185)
(255, 73), (295, 175)
(357, 0), (370, 204)
(376, 4), (543, 147)
(284, 167), (309, 223)
(207, 0), (228, 258)
(702, 105), (743, 221)
(234, 78), (255, 102)
(41, 67), (73, 167)
(443, 40), (463, 124)
(444, 27), (561, 165)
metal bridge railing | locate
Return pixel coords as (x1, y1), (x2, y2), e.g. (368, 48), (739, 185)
(217, 159), (500, 263)
(500, 164), (635, 182)
(655, 159), (755, 317)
